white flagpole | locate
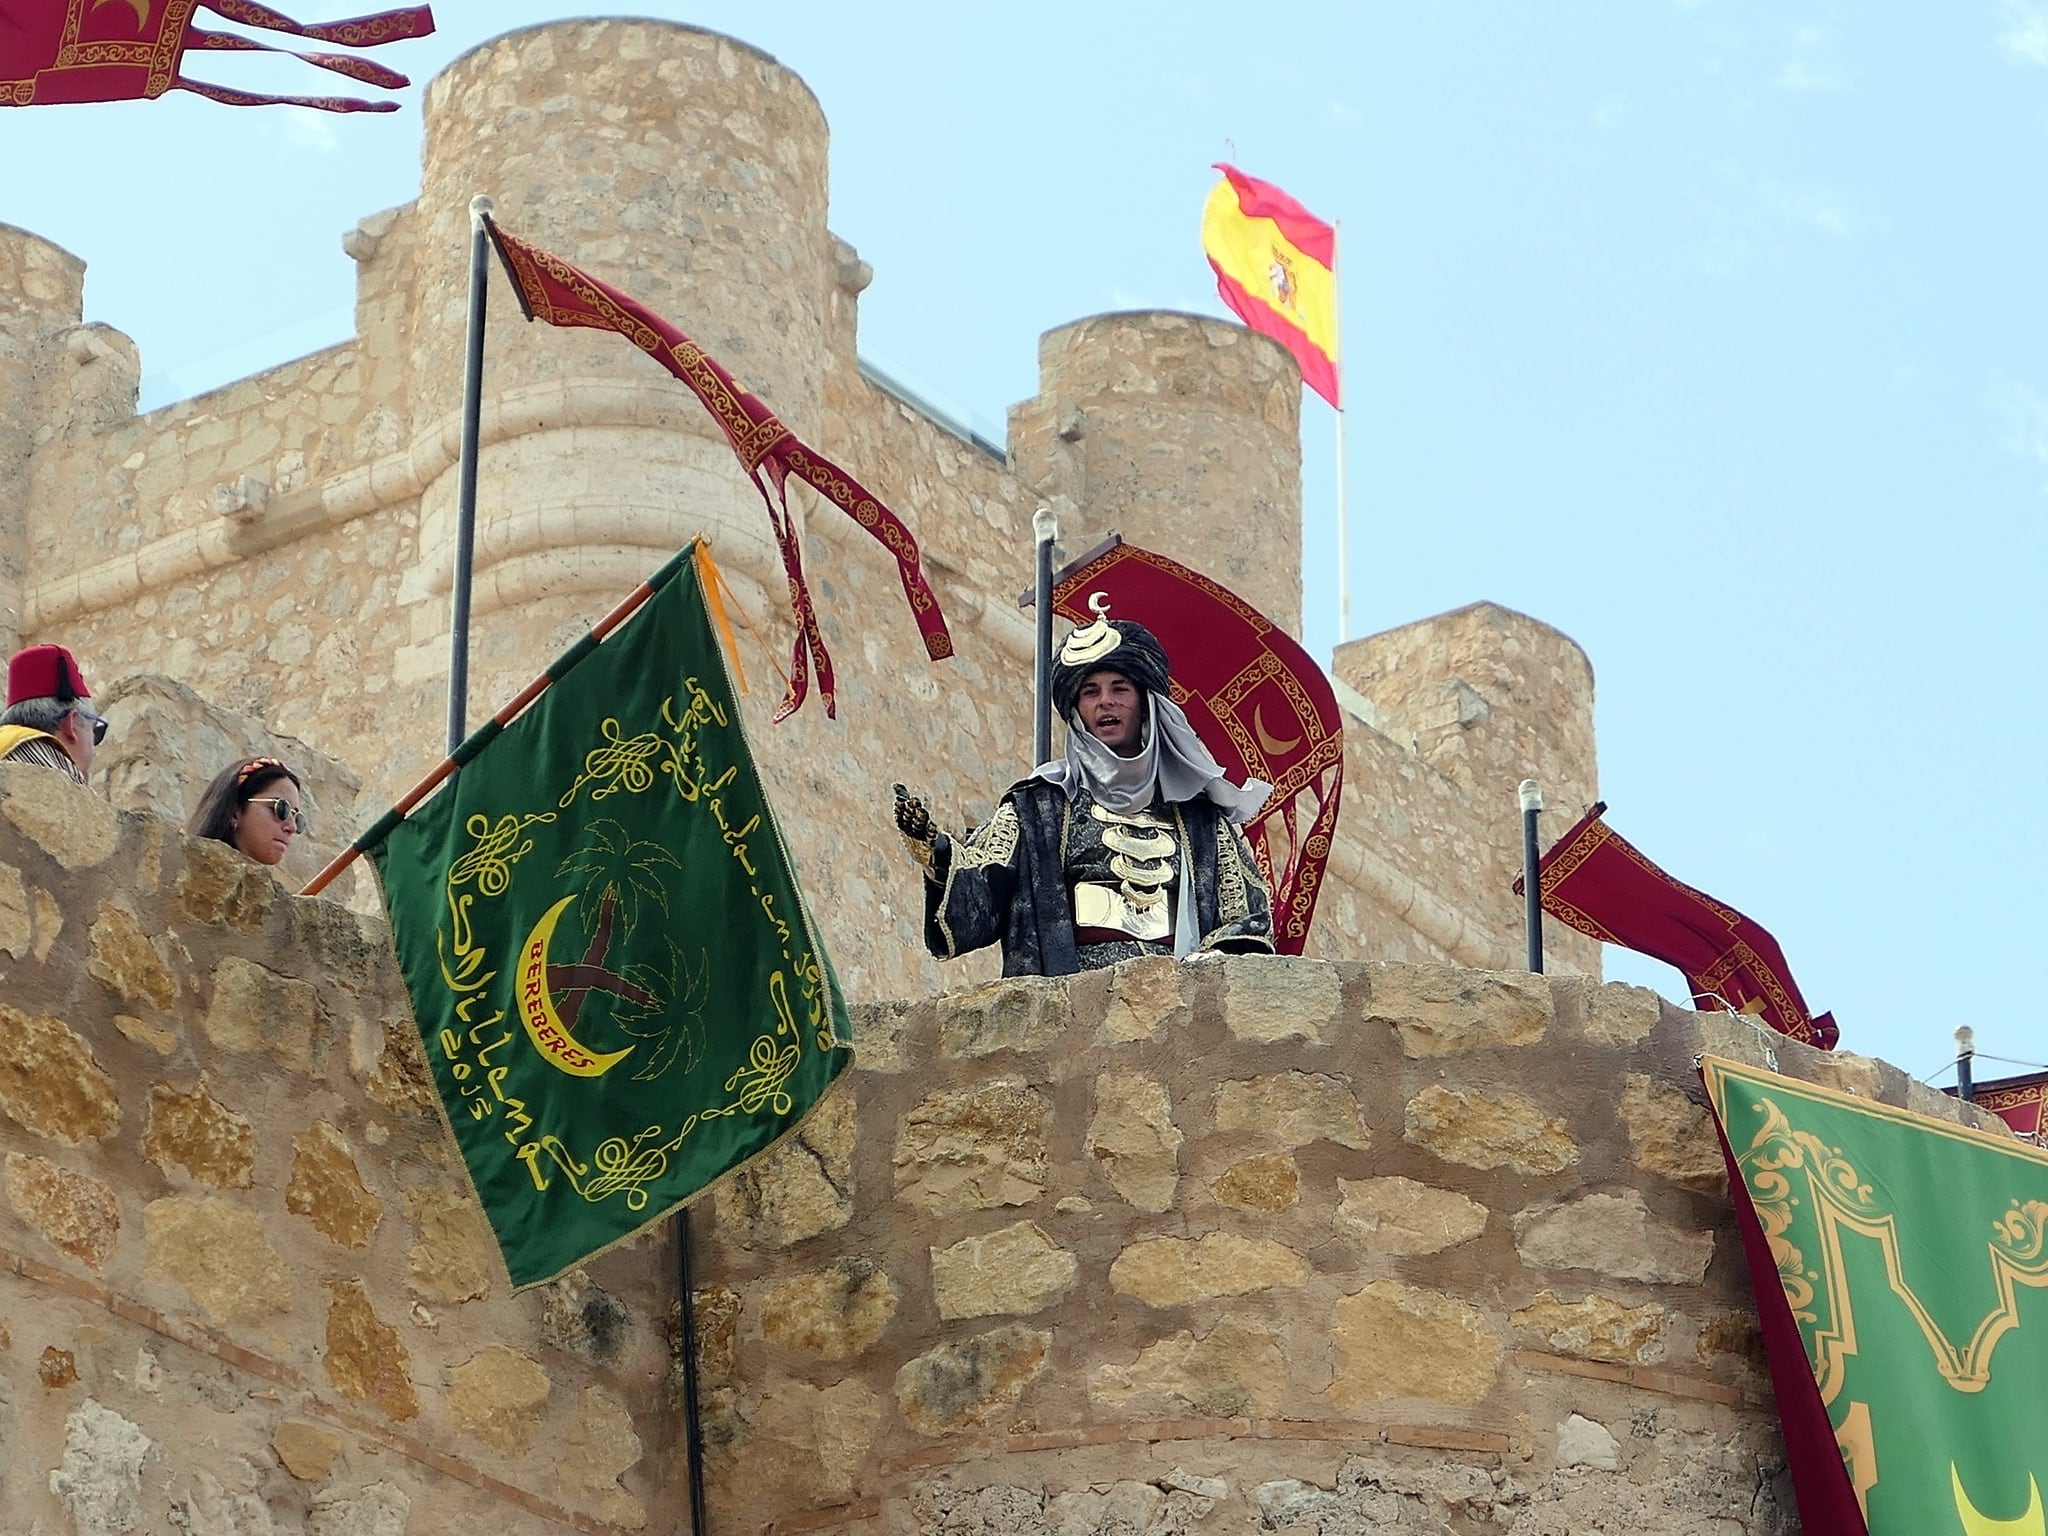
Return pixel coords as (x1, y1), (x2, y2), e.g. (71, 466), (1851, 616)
(1332, 218), (1350, 643)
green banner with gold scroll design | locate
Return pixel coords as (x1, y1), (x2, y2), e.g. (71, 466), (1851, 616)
(367, 546), (852, 1289)
(1705, 1057), (2048, 1536)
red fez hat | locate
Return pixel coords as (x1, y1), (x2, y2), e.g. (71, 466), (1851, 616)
(6, 645), (91, 707)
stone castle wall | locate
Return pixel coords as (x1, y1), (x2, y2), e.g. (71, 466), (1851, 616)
(1, 17), (1598, 999)
(2, 766), (2010, 1534)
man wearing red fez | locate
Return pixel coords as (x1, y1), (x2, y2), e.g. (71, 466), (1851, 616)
(0, 645), (105, 787)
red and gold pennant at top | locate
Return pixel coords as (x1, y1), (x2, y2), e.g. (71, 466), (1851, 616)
(1, 0), (435, 113)
(485, 219), (954, 723)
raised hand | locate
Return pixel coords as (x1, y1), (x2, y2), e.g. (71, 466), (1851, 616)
(893, 783), (935, 843)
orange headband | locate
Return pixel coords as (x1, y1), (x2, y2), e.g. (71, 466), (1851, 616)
(234, 756), (291, 790)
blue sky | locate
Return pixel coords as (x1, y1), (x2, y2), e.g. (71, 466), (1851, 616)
(8, 2), (2046, 1085)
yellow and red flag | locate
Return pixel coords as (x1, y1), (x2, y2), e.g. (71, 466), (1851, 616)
(1201, 164), (1339, 406)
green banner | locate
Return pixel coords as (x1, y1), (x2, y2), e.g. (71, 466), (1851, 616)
(1706, 1058), (2048, 1535)
(369, 547), (852, 1289)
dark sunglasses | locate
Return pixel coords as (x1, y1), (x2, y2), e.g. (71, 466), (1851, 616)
(70, 708), (108, 745)
(248, 797), (307, 833)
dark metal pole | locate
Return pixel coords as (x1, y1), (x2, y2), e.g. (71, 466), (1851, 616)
(448, 192), (495, 755)
(1956, 1026), (1975, 1104)
(1519, 779), (1543, 973)
(675, 1208), (709, 1536)
(1031, 506), (1057, 765)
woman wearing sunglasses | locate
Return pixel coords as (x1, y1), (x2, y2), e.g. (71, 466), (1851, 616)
(189, 757), (308, 867)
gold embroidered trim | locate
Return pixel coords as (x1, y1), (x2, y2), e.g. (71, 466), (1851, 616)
(1216, 819), (1252, 925)
(954, 801), (1021, 871)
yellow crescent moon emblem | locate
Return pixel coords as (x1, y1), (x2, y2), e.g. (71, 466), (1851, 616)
(1254, 702), (1302, 757)
(91, 0), (152, 31)
(1954, 1465), (2047, 1536)
(517, 895), (633, 1078)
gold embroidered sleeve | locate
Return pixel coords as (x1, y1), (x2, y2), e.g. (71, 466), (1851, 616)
(953, 801), (1022, 870)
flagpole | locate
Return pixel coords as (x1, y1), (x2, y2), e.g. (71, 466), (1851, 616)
(675, 1209), (710, 1536)
(297, 549), (690, 898)
(1031, 506), (1057, 766)
(1519, 779), (1543, 972)
(448, 192), (495, 755)
(1332, 218), (1350, 643)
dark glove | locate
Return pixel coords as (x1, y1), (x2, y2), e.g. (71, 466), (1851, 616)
(894, 783), (934, 842)
(894, 784), (947, 877)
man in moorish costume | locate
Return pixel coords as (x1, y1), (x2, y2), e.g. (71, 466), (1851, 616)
(894, 597), (1274, 976)
(0, 645), (105, 787)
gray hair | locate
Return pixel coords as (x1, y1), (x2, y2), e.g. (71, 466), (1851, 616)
(0, 696), (71, 733)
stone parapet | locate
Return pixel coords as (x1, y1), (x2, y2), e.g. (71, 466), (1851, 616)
(695, 957), (2002, 1535)
(0, 763), (670, 1534)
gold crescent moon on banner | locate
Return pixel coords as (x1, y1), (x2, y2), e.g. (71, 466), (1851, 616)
(517, 894), (634, 1078)
(1254, 703), (1302, 757)
(1954, 1466), (2047, 1536)
(91, 0), (151, 30)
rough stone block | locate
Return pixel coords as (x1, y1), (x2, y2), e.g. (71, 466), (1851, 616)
(559, 1387), (648, 1529)
(1086, 1070), (1181, 1212)
(937, 976), (1066, 1057)
(403, 1185), (493, 1303)
(1099, 955), (1189, 1043)
(322, 1279), (419, 1421)
(0, 859), (28, 958)
(87, 903), (178, 1009)
(1556, 1412), (1620, 1470)
(203, 955), (316, 1073)
(1328, 1280), (1502, 1407)
(720, 1087), (856, 1243)
(1403, 1084), (1578, 1174)
(449, 1343), (551, 1456)
(144, 1196), (292, 1326)
(718, 1379), (879, 1501)
(930, 1221), (1077, 1319)
(1366, 962), (1552, 1056)
(1, 764), (119, 868)
(896, 1324), (1050, 1436)
(286, 1121), (382, 1247)
(1221, 955), (1339, 1044)
(1620, 1074), (1727, 1196)
(1581, 982), (1661, 1046)
(5, 1151), (119, 1270)
(1512, 1290), (1672, 1365)
(892, 1080), (1048, 1214)
(176, 837), (275, 930)
(1089, 1317), (1287, 1418)
(1334, 1175), (1487, 1255)
(272, 1420), (343, 1481)
(847, 1000), (915, 1072)
(49, 1400), (150, 1536)
(307, 1481), (409, 1536)
(1213, 1152), (1300, 1211)
(144, 1080), (256, 1188)
(0, 1003), (120, 1144)
(1213, 1070), (1368, 1150)
(760, 1257), (899, 1357)
(539, 1271), (631, 1366)
(1109, 1232), (1307, 1307)
(1513, 1189), (1715, 1284)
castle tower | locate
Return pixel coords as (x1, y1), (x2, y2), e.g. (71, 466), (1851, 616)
(403, 20), (836, 699)
(1009, 312), (1304, 634)
(0, 227), (89, 658)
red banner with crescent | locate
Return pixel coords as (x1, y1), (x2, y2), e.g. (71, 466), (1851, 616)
(484, 219), (954, 723)
(1514, 803), (1839, 1049)
(0, 0), (434, 112)
(1049, 538), (1342, 955)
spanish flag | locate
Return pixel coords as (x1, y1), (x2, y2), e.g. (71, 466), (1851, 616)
(1202, 164), (1340, 406)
